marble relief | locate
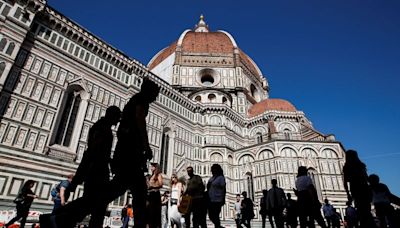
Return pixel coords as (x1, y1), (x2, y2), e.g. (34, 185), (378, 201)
(31, 59), (43, 74)
(14, 73), (27, 94)
(32, 82), (44, 100)
(49, 66), (59, 81)
(23, 105), (36, 123)
(15, 128), (27, 147)
(25, 131), (38, 150)
(14, 102), (26, 120)
(4, 98), (16, 117)
(4, 125), (17, 145)
(50, 89), (61, 107)
(24, 55), (35, 70)
(41, 85), (53, 104)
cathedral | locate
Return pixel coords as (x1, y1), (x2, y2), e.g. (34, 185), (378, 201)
(0, 0), (347, 222)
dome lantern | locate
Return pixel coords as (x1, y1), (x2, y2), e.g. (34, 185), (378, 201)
(194, 14), (209, 32)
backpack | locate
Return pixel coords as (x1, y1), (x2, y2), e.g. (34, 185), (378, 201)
(50, 182), (61, 199)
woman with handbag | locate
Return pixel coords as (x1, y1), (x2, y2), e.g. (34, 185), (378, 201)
(207, 164), (226, 228)
(5, 180), (38, 228)
(169, 174), (183, 228)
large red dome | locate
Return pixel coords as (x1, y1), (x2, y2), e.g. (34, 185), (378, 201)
(148, 16), (263, 79)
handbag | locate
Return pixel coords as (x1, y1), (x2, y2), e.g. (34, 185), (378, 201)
(13, 194), (24, 204)
(178, 195), (192, 215)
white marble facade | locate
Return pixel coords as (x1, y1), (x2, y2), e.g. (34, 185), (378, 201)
(0, 0), (347, 219)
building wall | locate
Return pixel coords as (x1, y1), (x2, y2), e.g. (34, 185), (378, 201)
(0, 0), (347, 219)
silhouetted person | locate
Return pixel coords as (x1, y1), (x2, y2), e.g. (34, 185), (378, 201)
(343, 150), (376, 228)
(330, 208), (341, 228)
(241, 191), (254, 228)
(121, 204), (129, 228)
(41, 105), (121, 228)
(266, 179), (286, 228)
(344, 201), (358, 228)
(322, 199), (334, 228)
(6, 180), (38, 228)
(207, 164), (226, 228)
(368, 174), (399, 228)
(285, 193), (298, 228)
(108, 78), (160, 228)
(185, 166), (207, 228)
(294, 166), (326, 228)
(259, 190), (268, 228)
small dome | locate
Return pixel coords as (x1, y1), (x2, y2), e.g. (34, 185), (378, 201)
(248, 99), (297, 117)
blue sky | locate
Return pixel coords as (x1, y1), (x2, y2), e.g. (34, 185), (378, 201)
(49, 0), (400, 195)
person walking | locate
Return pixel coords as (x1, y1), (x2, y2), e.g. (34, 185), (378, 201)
(285, 193), (298, 228)
(234, 194), (242, 228)
(108, 78), (160, 228)
(207, 164), (226, 228)
(240, 191), (254, 228)
(121, 204), (129, 228)
(51, 174), (74, 214)
(184, 166), (207, 228)
(161, 191), (170, 228)
(169, 174), (183, 228)
(343, 150), (376, 228)
(294, 166), (326, 228)
(330, 208), (341, 228)
(147, 163), (163, 228)
(40, 106), (121, 228)
(266, 179), (286, 228)
(368, 174), (399, 228)
(344, 201), (358, 228)
(5, 180), (38, 228)
(322, 199), (335, 228)
(259, 190), (268, 228)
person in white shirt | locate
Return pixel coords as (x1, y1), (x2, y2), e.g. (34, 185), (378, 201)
(294, 166), (326, 228)
(234, 194), (242, 228)
(169, 174), (183, 228)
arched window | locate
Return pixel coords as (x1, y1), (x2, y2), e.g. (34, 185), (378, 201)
(54, 91), (82, 146)
(6, 42), (15, 55)
(160, 129), (170, 174)
(308, 168), (323, 201)
(0, 38), (7, 52)
(208, 94), (216, 102)
(246, 172), (255, 201)
(284, 129), (290, 140)
(256, 132), (262, 143)
(210, 153), (223, 162)
(0, 62), (6, 76)
(195, 95), (201, 102)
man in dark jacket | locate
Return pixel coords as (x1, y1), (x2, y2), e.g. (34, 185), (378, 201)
(107, 78), (160, 228)
(241, 191), (254, 228)
(266, 179), (286, 228)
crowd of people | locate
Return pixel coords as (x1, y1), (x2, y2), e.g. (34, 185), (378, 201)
(253, 151), (400, 228)
(3, 77), (400, 228)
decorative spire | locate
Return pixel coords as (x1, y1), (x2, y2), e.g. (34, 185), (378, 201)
(195, 14), (209, 32)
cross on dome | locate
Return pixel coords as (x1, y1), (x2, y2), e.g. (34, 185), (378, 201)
(195, 14), (209, 32)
